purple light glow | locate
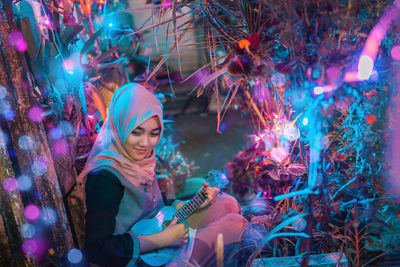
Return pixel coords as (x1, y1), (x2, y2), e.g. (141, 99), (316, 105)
(3, 177), (18, 192)
(24, 204), (41, 221)
(32, 156), (48, 176)
(52, 140), (69, 156)
(28, 106), (44, 123)
(391, 45), (400, 61)
(8, 31), (27, 52)
(162, 0), (172, 9)
(0, 85), (6, 99)
(22, 239), (38, 255)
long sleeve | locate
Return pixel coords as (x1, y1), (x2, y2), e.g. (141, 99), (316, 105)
(85, 169), (140, 266)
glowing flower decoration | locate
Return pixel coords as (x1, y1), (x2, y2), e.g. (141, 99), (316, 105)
(68, 249), (83, 263)
(28, 106), (44, 123)
(24, 204), (41, 221)
(269, 147), (289, 163)
(8, 31), (27, 52)
(271, 73), (285, 87)
(366, 114), (377, 125)
(3, 177), (18, 192)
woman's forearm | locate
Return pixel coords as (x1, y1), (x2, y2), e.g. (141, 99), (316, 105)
(137, 232), (168, 253)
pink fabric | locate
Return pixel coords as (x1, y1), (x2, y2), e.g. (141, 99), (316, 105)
(77, 83), (163, 188)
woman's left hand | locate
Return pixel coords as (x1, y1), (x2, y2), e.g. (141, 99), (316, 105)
(198, 182), (220, 210)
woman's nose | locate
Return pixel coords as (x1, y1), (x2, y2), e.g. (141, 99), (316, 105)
(140, 134), (150, 146)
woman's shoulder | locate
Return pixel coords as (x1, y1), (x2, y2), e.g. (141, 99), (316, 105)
(86, 168), (122, 186)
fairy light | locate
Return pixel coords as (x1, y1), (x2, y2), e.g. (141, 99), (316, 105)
(302, 117), (309, 126)
(41, 207), (58, 225)
(28, 106), (44, 123)
(313, 86), (324, 95)
(17, 175), (33, 191)
(3, 177), (18, 192)
(21, 223), (36, 239)
(24, 204), (41, 222)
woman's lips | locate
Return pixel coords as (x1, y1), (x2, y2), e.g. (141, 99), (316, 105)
(135, 148), (148, 154)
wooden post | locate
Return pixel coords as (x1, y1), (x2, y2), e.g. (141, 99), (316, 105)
(0, 0), (74, 263)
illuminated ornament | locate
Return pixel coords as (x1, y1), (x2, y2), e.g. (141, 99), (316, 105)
(17, 175), (32, 191)
(41, 207), (57, 225)
(21, 223), (36, 239)
(0, 85), (6, 99)
(8, 31), (27, 52)
(313, 86), (324, 95)
(67, 249), (83, 263)
(28, 106), (44, 123)
(3, 177), (18, 192)
(357, 55), (374, 80)
(366, 114), (377, 125)
(24, 204), (41, 221)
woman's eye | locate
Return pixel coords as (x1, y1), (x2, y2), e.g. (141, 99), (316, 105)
(131, 131), (141, 136)
(151, 132), (160, 137)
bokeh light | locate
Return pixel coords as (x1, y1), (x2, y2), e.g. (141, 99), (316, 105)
(390, 45), (400, 61)
(32, 156), (47, 176)
(24, 204), (41, 222)
(8, 31), (27, 52)
(17, 175), (33, 191)
(357, 55), (374, 80)
(292, 217), (307, 232)
(302, 117), (309, 126)
(52, 140), (69, 156)
(67, 248), (83, 264)
(271, 73), (285, 87)
(313, 86), (324, 95)
(0, 99), (14, 121)
(326, 66), (341, 81)
(18, 135), (36, 151)
(58, 121), (75, 136)
(41, 207), (57, 225)
(22, 239), (38, 255)
(3, 177), (18, 192)
(0, 85), (6, 99)
(28, 106), (44, 123)
(20, 223), (36, 239)
(49, 127), (62, 140)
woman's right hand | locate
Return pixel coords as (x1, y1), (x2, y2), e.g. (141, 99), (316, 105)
(161, 217), (188, 248)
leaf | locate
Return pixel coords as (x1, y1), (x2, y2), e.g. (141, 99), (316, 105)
(60, 25), (83, 45)
(287, 163), (307, 176)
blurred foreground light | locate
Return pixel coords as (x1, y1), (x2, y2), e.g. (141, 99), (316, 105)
(68, 249), (83, 263)
(32, 156), (47, 176)
(41, 207), (57, 225)
(18, 175), (32, 191)
(18, 135), (36, 151)
(22, 239), (37, 255)
(24, 204), (41, 221)
(391, 45), (400, 61)
(28, 106), (44, 123)
(302, 117), (309, 126)
(357, 55), (374, 80)
(0, 85), (6, 99)
(8, 31), (27, 52)
(3, 177), (18, 192)
(313, 86), (324, 95)
(21, 223), (36, 239)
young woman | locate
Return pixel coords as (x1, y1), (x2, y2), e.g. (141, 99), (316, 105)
(78, 83), (247, 266)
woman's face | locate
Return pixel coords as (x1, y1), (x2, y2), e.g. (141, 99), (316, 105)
(124, 116), (161, 161)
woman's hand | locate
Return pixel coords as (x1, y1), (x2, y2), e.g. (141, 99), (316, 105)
(161, 217), (189, 248)
(198, 182), (220, 210)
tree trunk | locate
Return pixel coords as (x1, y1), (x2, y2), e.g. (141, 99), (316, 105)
(0, 0), (74, 263)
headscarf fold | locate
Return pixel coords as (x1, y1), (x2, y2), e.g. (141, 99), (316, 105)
(77, 83), (163, 188)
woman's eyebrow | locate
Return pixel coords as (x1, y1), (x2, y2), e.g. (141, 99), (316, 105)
(134, 127), (144, 131)
(151, 127), (162, 132)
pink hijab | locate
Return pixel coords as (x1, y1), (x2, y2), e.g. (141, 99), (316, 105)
(77, 83), (163, 188)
